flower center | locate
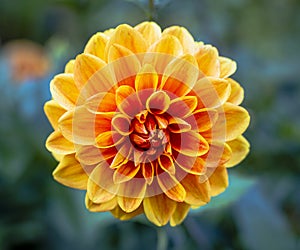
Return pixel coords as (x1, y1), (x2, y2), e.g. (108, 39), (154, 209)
(129, 112), (169, 155)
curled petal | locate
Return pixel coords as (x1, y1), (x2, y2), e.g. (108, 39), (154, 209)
(85, 195), (117, 212)
(168, 96), (198, 118)
(142, 162), (154, 185)
(87, 162), (119, 203)
(194, 45), (220, 77)
(50, 74), (79, 110)
(84, 32), (108, 61)
(135, 21), (162, 46)
(208, 165), (228, 196)
(113, 161), (140, 184)
(227, 78), (244, 105)
(168, 117), (191, 133)
(162, 26), (195, 54)
(146, 91), (170, 114)
(225, 136), (250, 168)
(170, 131), (209, 157)
(96, 131), (123, 148)
(170, 202), (191, 227)
(143, 193), (177, 227)
(110, 144), (131, 169)
(161, 54), (199, 97)
(76, 145), (116, 165)
(111, 114), (132, 135)
(219, 56), (237, 78)
(187, 108), (218, 132)
(53, 154), (88, 190)
(85, 92), (117, 114)
(180, 174), (210, 206)
(44, 100), (66, 130)
(117, 179), (147, 212)
(158, 154), (176, 175)
(46, 130), (75, 154)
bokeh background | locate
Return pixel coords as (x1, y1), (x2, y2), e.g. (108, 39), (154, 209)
(0, 0), (299, 249)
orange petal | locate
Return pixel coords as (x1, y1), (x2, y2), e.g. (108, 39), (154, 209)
(157, 170), (186, 202)
(44, 100), (66, 130)
(221, 102), (250, 141)
(167, 96), (198, 118)
(135, 64), (159, 104)
(170, 131), (209, 157)
(227, 78), (244, 105)
(46, 130), (75, 154)
(111, 114), (132, 136)
(87, 162), (119, 203)
(84, 32), (108, 61)
(174, 153), (206, 175)
(96, 131), (123, 149)
(187, 108), (219, 132)
(115, 85), (142, 117)
(168, 117), (191, 133)
(50, 73), (79, 110)
(53, 154), (88, 190)
(194, 45), (220, 77)
(110, 144), (131, 169)
(113, 161), (140, 184)
(142, 162), (154, 185)
(146, 91), (170, 114)
(76, 145), (116, 165)
(192, 77), (231, 109)
(105, 24), (147, 56)
(143, 193), (177, 226)
(149, 34), (183, 56)
(161, 54), (198, 97)
(170, 202), (191, 227)
(117, 179), (147, 212)
(64, 59), (75, 73)
(84, 92), (117, 114)
(85, 194), (117, 212)
(219, 56), (237, 78)
(208, 165), (228, 196)
(162, 26), (195, 54)
(111, 204), (144, 221)
(180, 174), (211, 206)
(225, 135), (250, 168)
(158, 154), (176, 175)
(74, 53), (107, 90)
(135, 21), (161, 46)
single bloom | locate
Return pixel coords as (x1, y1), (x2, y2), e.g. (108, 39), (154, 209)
(44, 22), (250, 226)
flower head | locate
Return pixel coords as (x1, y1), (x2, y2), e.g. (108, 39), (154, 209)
(44, 22), (250, 226)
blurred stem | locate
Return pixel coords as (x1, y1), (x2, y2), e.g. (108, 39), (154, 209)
(148, 0), (155, 21)
(156, 228), (168, 250)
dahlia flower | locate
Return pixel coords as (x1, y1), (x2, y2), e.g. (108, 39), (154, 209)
(44, 22), (250, 226)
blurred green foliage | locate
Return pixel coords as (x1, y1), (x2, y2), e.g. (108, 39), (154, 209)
(0, 0), (299, 249)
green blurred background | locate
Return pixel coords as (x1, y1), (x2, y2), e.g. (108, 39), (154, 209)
(0, 0), (299, 249)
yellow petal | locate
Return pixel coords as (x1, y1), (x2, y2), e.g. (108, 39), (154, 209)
(85, 194), (117, 212)
(46, 130), (75, 154)
(170, 131), (209, 157)
(84, 92), (117, 114)
(170, 202), (191, 227)
(84, 32), (108, 61)
(225, 135), (250, 168)
(180, 174), (210, 206)
(111, 204), (143, 221)
(163, 26), (195, 54)
(44, 100), (66, 130)
(96, 131), (123, 149)
(105, 24), (147, 56)
(109, 144), (131, 169)
(135, 21), (161, 46)
(87, 162), (119, 203)
(161, 54), (199, 97)
(208, 165), (228, 196)
(53, 154), (88, 190)
(148, 34), (183, 56)
(64, 59), (75, 73)
(146, 91), (170, 114)
(135, 64), (159, 104)
(167, 96), (198, 118)
(221, 102), (250, 141)
(219, 56), (237, 78)
(187, 108), (219, 132)
(50, 73), (79, 110)
(113, 161), (140, 184)
(227, 78), (244, 105)
(192, 77), (231, 109)
(76, 145), (116, 165)
(202, 142), (232, 167)
(117, 179), (147, 212)
(174, 153), (206, 175)
(194, 45), (220, 77)
(143, 193), (176, 226)
(74, 53), (107, 90)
